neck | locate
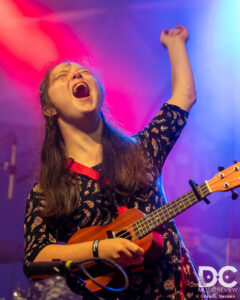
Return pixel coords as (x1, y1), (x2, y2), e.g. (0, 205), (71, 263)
(59, 115), (103, 167)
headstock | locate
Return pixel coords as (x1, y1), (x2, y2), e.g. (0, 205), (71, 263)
(207, 162), (240, 197)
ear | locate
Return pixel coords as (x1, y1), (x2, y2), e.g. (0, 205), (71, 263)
(43, 105), (57, 117)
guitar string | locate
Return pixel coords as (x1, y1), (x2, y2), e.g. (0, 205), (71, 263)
(112, 170), (237, 240)
(113, 186), (206, 240)
(120, 195), (193, 242)
(114, 192), (192, 238)
(111, 184), (207, 240)
(115, 186), (204, 239)
(138, 184), (208, 232)
(116, 183), (209, 240)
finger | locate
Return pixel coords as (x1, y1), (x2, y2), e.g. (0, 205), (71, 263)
(169, 29), (174, 35)
(175, 25), (188, 36)
(134, 247), (144, 256)
(162, 28), (169, 34)
(175, 24), (184, 30)
(119, 239), (144, 256)
(169, 28), (182, 37)
(127, 244), (144, 256)
(119, 247), (135, 258)
(169, 29), (179, 36)
(160, 29), (169, 39)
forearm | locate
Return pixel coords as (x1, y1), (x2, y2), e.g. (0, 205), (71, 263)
(166, 39), (196, 112)
(34, 241), (93, 262)
(33, 238), (145, 268)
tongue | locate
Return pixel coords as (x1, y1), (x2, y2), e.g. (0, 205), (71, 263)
(73, 83), (90, 98)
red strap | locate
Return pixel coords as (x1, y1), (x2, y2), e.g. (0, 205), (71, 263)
(117, 206), (128, 215)
(66, 158), (100, 182)
(66, 158), (128, 215)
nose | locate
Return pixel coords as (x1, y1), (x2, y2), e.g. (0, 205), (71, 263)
(72, 71), (83, 80)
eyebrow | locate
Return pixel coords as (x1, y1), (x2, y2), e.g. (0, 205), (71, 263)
(55, 67), (88, 76)
(50, 70), (68, 82)
(56, 69), (70, 75)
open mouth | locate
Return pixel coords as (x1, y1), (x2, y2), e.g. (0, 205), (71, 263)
(72, 82), (90, 98)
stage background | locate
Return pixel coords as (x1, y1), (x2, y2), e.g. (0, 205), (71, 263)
(0, 0), (239, 298)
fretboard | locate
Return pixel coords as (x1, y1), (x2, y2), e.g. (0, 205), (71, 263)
(134, 182), (210, 239)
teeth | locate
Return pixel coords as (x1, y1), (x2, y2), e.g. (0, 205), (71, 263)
(72, 82), (90, 98)
(73, 82), (84, 93)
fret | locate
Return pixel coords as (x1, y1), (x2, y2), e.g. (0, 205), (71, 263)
(146, 216), (154, 231)
(151, 213), (157, 224)
(145, 216), (150, 234)
(141, 218), (148, 236)
(175, 198), (182, 213)
(198, 182), (210, 198)
(158, 208), (167, 223)
(168, 200), (179, 217)
(135, 220), (144, 238)
(187, 191), (196, 204)
(197, 185), (204, 198)
(155, 210), (164, 223)
(138, 219), (145, 236)
(182, 194), (191, 206)
(165, 202), (173, 219)
(182, 198), (187, 209)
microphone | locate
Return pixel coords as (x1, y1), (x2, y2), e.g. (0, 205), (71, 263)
(8, 136), (17, 199)
(24, 260), (80, 280)
(24, 258), (129, 299)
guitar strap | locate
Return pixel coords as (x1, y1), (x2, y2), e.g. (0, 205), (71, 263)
(66, 158), (100, 182)
(66, 158), (128, 215)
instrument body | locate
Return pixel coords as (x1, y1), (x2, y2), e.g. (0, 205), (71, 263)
(68, 208), (163, 260)
(68, 208), (163, 293)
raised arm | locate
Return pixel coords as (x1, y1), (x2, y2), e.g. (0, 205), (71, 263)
(160, 25), (196, 112)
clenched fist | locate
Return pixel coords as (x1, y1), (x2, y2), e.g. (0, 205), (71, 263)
(160, 25), (189, 48)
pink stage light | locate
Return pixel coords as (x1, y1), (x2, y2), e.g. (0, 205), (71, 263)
(0, 0), (90, 98)
(0, 0), (58, 70)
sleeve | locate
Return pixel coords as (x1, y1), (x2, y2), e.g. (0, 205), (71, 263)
(135, 103), (189, 174)
(24, 183), (57, 263)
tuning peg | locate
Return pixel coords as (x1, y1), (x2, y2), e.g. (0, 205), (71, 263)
(231, 190), (238, 200)
(233, 160), (238, 164)
(218, 166), (224, 171)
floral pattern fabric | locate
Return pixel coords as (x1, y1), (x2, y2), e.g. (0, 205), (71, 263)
(24, 103), (207, 299)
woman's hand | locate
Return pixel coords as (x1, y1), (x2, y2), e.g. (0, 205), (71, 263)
(98, 238), (144, 267)
(160, 25), (195, 112)
(160, 25), (189, 48)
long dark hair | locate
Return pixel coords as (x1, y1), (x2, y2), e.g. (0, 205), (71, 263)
(39, 63), (149, 218)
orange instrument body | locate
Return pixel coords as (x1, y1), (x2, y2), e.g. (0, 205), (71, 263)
(67, 208), (164, 293)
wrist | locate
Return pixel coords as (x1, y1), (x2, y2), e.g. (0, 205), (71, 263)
(164, 38), (187, 50)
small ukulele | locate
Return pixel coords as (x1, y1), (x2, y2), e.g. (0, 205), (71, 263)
(67, 162), (240, 293)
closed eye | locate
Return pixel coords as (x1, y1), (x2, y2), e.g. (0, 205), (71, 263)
(80, 70), (91, 75)
(55, 72), (68, 80)
(53, 68), (91, 81)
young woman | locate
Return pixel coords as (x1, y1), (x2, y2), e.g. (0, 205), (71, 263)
(24, 25), (207, 299)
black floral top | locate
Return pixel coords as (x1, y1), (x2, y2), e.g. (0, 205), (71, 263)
(24, 104), (207, 299)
